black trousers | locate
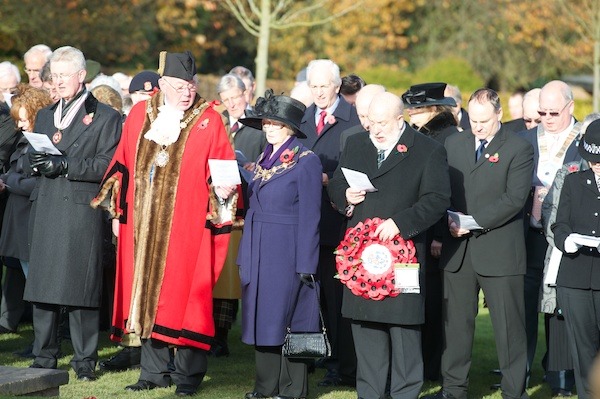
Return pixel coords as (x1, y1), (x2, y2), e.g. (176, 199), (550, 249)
(32, 302), (99, 371)
(254, 345), (308, 398)
(0, 262), (27, 331)
(441, 251), (528, 399)
(422, 268), (443, 381)
(352, 321), (422, 399)
(524, 229), (546, 375)
(139, 338), (207, 388)
(557, 286), (600, 399)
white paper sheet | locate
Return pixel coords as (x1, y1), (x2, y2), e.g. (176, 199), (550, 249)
(447, 210), (483, 230)
(543, 246), (563, 285)
(341, 167), (377, 192)
(208, 159), (242, 186)
(22, 132), (62, 155)
(570, 233), (600, 249)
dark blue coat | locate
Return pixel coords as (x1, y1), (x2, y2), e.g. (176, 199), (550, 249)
(237, 138), (323, 346)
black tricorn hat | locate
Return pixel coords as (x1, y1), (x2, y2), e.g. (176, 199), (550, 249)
(579, 119), (600, 163)
(157, 51), (196, 81)
(402, 82), (457, 109)
(239, 89), (307, 138)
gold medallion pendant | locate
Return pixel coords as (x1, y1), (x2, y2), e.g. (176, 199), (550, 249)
(52, 131), (62, 144)
(156, 147), (169, 167)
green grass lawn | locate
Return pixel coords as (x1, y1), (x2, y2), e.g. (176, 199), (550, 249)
(0, 303), (562, 399)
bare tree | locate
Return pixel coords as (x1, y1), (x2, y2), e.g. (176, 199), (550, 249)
(220, 0), (362, 97)
(555, 0), (600, 111)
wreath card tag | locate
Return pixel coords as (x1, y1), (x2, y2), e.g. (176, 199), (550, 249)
(394, 263), (420, 293)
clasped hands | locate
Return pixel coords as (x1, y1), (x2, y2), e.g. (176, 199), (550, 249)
(29, 151), (68, 178)
(214, 185), (237, 201)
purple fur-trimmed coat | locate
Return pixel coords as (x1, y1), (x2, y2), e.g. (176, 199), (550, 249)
(237, 138), (322, 346)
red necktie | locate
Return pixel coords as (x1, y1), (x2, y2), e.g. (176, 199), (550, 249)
(316, 110), (327, 135)
(230, 122), (239, 135)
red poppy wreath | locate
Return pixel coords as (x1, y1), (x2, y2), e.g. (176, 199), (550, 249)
(334, 217), (417, 301)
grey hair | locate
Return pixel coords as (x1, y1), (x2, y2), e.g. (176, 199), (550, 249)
(582, 113), (600, 133)
(445, 84), (462, 104)
(50, 46), (86, 72)
(0, 61), (21, 83)
(24, 44), (52, 62)
(90, 74), (122, 97)
(307, 59), (342, 88)
(469, 88), (501, 113)
(217, 73), (246, 94)
(229, 66), (254, 84)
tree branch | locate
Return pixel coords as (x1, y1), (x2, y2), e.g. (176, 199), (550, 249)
(221, 0), (261, 36)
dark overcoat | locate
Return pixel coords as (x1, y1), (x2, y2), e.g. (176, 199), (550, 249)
(0, 136), (36, 260)
(299, 96), (361, 246)
(440, 126), (534, 276)
(237, 138), (323, 346)
(23, 94), (122, 307)
(552, 169), (600, 289)
(328, 125), (451, 325)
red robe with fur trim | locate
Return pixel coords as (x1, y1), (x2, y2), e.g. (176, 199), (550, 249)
(92, 93), (234, 350)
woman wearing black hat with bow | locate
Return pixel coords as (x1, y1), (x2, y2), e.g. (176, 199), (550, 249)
(552, 119), (600, 399)
(237, 90), (323, 399)
(401, 82), (459, 382)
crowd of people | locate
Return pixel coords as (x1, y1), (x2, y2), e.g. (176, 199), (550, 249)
(0, 44), (600, 399)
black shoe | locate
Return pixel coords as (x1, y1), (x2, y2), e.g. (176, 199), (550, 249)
(273, 396), (305, 399)
(490, 383), (501, 390)
(176, 384), (197, 396)
(490, 368), (502, 375)
(244, 392), (269, 399)
(76, 367), (97, 381)
(125, 380), (162, 391)
(29, 363), (46, 369)
(99, 346), (141, 371)
(420, 390), (457, 399)
(552, 389), (573, 397)
(0, 325), (15, 334)
(208, 341), (230, 357)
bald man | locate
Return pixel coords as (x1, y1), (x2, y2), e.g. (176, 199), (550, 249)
(329, 92), (451, 399)
(339, 84), (386, 152)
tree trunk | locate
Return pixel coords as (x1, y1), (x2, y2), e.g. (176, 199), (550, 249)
(595, 38), (599, 113)
(254, 0), (271, 98)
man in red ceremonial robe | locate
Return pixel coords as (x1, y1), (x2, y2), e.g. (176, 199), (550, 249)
(92, 51), (237, 396)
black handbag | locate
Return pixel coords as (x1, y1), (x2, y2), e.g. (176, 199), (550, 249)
(282, 275), (331, 359)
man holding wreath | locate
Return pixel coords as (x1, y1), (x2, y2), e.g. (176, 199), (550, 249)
(328, 92), (451, 399)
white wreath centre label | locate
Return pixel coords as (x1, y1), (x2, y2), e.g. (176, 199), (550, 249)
(361, 243), (393, 275)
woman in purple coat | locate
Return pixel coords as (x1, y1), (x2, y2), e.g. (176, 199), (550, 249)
(237, 91), (322, 399)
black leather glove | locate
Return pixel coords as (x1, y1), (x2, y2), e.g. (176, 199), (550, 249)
(298, 273), (314, 287)
(29, 151), (68, 178)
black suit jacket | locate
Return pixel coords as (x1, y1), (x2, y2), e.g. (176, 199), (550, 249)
(503, 118), (527, 134)
(299, 96), (361, 246)
(328, 125), (451, 325)
(440, 126), (534, 276)
(552, 169), (600, 289)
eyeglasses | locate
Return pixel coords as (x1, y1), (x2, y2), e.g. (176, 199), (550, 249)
(162, 78), (196, 93)
(538, 101), (571, 117)
(220, 92), (245, 105)
(262, 120), (286, 130)
(0, 86), (18, 95)
(50, 71), (79, 81)
(523, 117), (541, 124)
(24, 68), (41, 75)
